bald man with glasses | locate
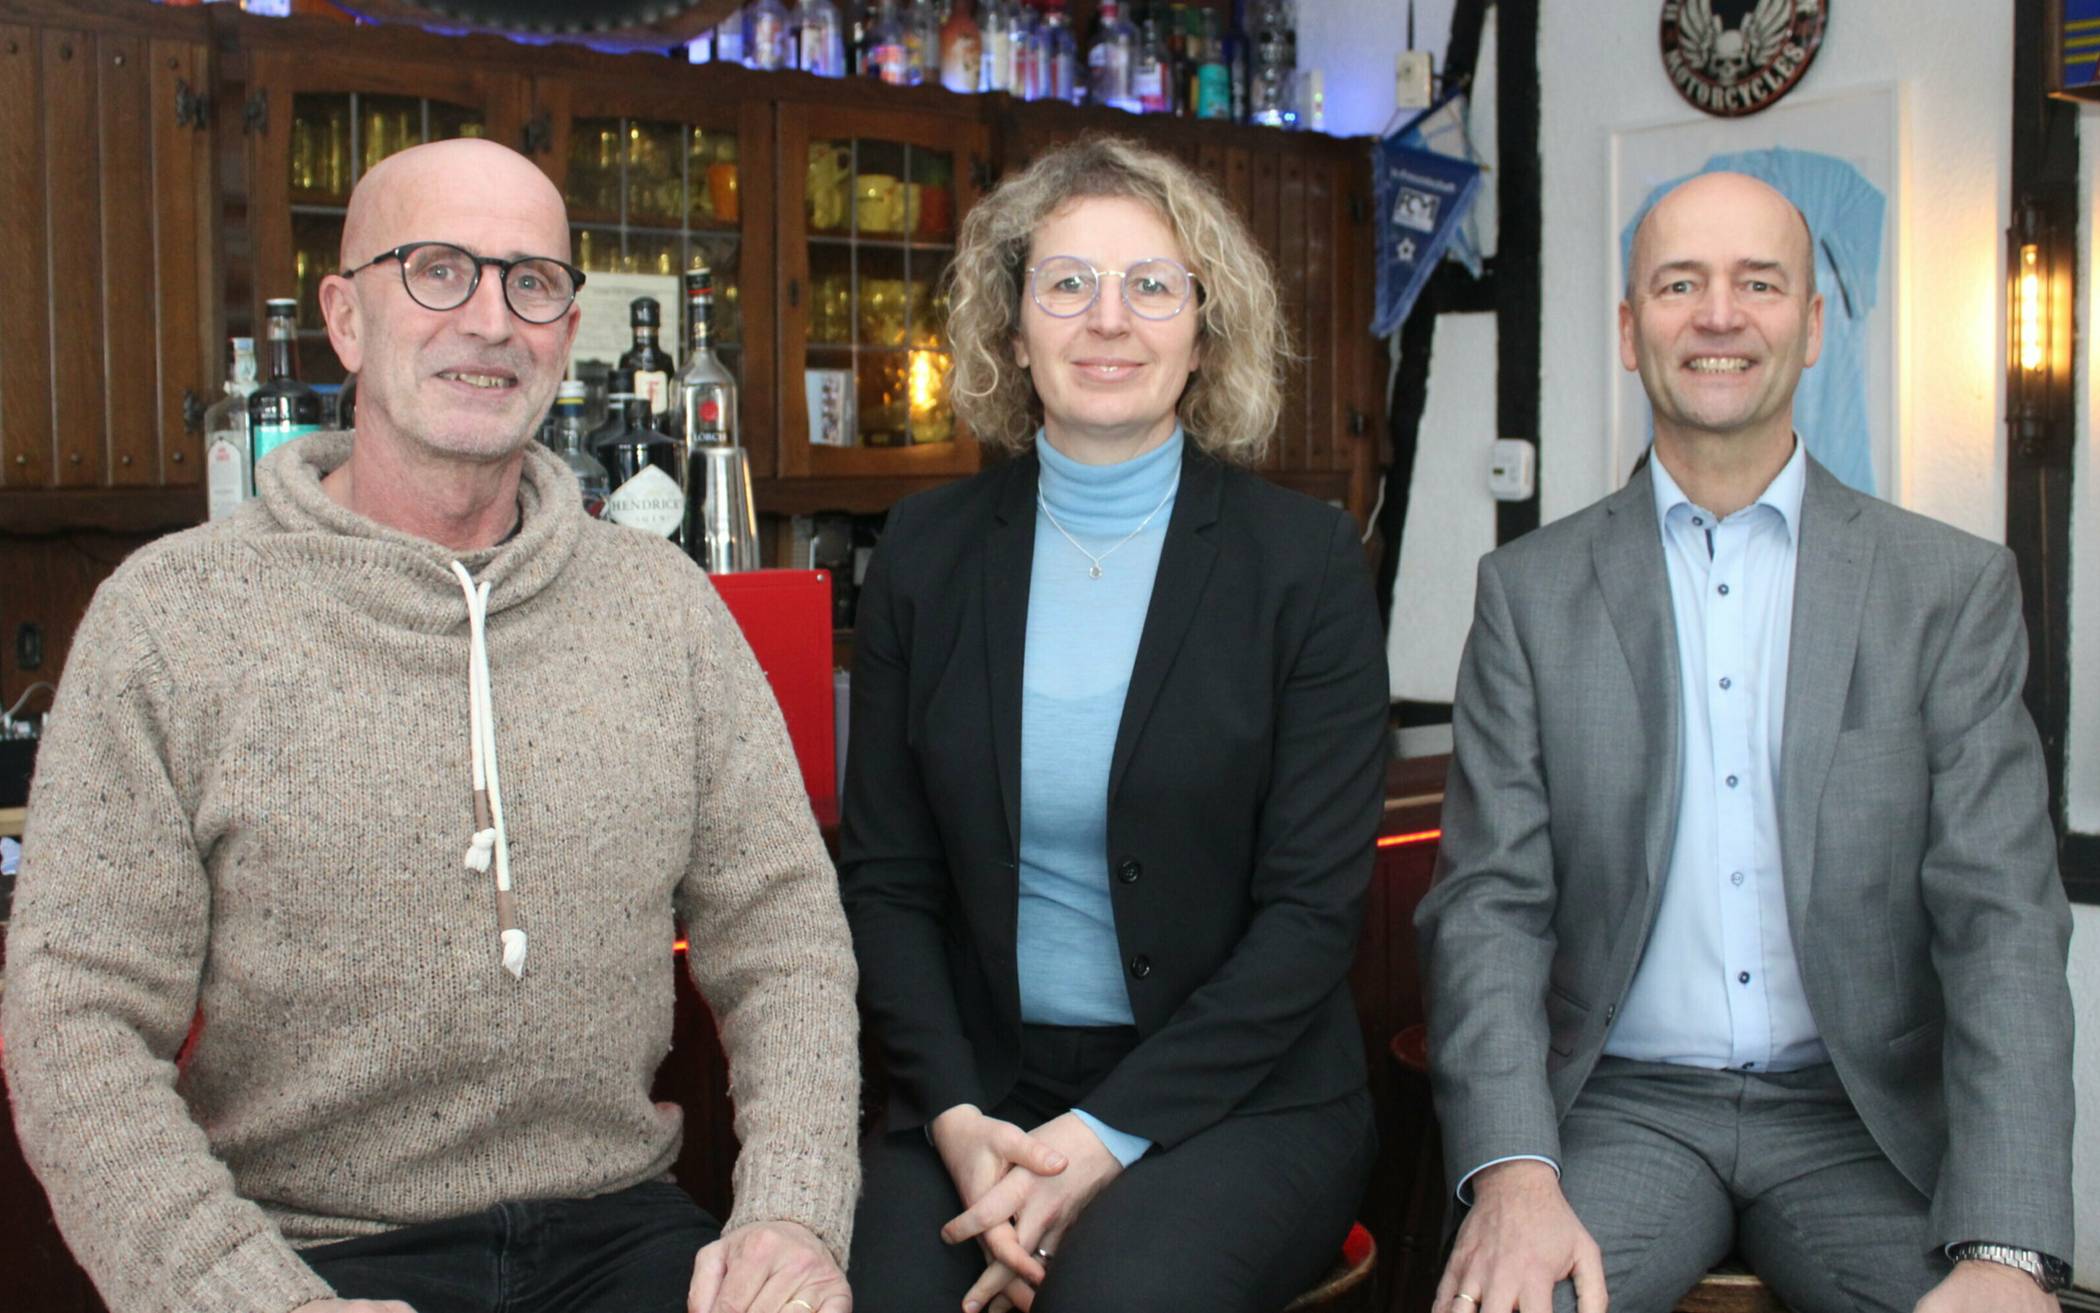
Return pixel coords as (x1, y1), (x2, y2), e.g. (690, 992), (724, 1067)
(4, 138), (859, 1313)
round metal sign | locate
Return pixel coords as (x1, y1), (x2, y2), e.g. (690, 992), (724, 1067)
(1661, 0), (1829, 118)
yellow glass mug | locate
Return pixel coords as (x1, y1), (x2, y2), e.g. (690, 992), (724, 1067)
(807, 143), (852, 231)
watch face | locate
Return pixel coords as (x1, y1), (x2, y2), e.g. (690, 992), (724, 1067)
(2037, 1253), (2072, 1293)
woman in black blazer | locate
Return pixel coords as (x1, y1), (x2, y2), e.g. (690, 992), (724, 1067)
(841, 136), (1390, 1313)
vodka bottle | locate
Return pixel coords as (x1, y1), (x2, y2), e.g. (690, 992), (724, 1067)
(590, 370), (688, 544)
(547, 380), (611, 517)
(248, 299), (321, 468)
(678, 265), (760, 572)
(204, 336), (259, 521)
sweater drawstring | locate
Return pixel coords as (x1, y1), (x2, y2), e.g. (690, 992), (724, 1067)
(451, 562), (526, 979)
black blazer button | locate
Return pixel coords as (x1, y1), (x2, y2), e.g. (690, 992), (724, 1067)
(1128, 955), (1152, 979)
(1116, 858), (1141, 884)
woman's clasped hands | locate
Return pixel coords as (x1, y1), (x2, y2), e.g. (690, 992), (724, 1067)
(929, 1105), (1125, 1313)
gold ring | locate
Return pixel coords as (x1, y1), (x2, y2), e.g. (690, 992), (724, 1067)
(787, 1301), (817, 1312)
(1453, 1296), (1480, 1309)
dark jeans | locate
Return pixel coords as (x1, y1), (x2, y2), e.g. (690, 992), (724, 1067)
(299, 1179), (718, 1313)
(850, 1024), (1376, 1313)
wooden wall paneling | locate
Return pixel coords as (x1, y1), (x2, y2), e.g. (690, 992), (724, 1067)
(1247, 146), (1279, 472)
(0, 529), (147, 718)
(1303, 154), (1336, 476)
(149, 36), (209, 487)
(0, 23), (52, 491)
(43, 27), (106, 489)
(1345, 161), (1382, 516)
(98, 32), (157, 488)
(1277, 151), (1308, 472)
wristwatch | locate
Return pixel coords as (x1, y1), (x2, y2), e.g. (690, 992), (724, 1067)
(1946, 1241), (2072, 1294)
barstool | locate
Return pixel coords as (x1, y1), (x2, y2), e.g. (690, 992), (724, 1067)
(1284, 1223), (1378, 1312)
(1675, 1265), (1789, 1313)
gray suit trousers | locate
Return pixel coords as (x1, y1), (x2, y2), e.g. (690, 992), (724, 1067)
(1547, 1058), (1946, 1313)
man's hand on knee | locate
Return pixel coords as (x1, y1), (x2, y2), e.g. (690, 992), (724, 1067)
(687, 1218), (850, 1313)
(1433, 1161), (1605, 1313)
(1914, 1260), (2059, 1313)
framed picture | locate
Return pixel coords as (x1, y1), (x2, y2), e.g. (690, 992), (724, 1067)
(804, 367), (856, 447)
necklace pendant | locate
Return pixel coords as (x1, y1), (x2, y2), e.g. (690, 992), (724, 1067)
(1088, 564), (1103, 579)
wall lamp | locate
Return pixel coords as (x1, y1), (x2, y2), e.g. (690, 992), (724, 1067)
(2007, 199), (2073, 465)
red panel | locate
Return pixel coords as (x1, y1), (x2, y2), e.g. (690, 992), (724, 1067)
(708, 568), (838, 826)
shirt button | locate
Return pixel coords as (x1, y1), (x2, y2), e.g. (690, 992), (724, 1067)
(1730, 871), (1745, 887)
(1719, 676), (1732, 690)
(1725, 774), (1739, 788)
(1116, 858), (1142, 884)
(1717, 583), (1731, 596)
(1743, 1061), (1758, 1070)
(1738, 971), (1752, 984)
(1128, 955), (1153, 979)
(1691, 516), (1704, 526)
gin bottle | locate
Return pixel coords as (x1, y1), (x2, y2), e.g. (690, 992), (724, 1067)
(204, 336), (259, 521)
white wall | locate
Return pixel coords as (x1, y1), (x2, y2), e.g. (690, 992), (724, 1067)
(2068, 114), (2100, 1288)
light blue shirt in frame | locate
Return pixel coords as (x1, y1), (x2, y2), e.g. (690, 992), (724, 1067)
(1016, 428), (1183, 1167)
(1604, 439), (1827, 1073)
(1623, 148), (1886, 497)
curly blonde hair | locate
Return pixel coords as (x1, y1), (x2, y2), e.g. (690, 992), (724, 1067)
(944, 135), (1284, 464)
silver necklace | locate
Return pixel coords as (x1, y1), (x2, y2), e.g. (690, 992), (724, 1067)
(1037, 480), (1177, 579)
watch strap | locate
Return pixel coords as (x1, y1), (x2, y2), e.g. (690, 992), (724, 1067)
(1947, 1240), (2071, 1294)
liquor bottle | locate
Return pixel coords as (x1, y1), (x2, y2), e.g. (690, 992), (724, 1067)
(795, 0), (846, 76)
(1248, 0), (1287, 127)
(1223, 0), (1251, 122)
(248, 298), (322, 468)
(1167, 4), (1192, 116)
(590, 369), (689, 543)
(547, 380), (611, 517)
(939, 0), (982, 92)
(1196, 10), (1230, 118)
(1132, 8), (1169, 113)
(619, 297), (675, 426)
(745, 0), (793, 69)
(981, 0), (1013, 92)
(904, 0), (938, 85)
(204, 336), (259, 521)
(1086, 0), (1136, 111)
(677, 265), (760, 573)
(1042, 0), (1078, 103)
(865, 0), (911, 83)
(715, 9), (748, 65)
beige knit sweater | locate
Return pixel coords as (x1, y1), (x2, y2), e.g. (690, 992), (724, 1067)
(2, 432), (860, 1313)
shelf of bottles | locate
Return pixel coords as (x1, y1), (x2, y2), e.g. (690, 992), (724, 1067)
(564, 117), (744, 375)
(700, 0), (1302, 127)
(803, 136), (957, 450)
(285, 93), (488, 380)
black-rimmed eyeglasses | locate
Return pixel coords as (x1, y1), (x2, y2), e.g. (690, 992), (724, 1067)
(343, 241), (585, 324)
(1026, 256), (1199, 320)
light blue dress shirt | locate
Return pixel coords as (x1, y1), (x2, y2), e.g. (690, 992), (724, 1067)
(1015, 428), (1183, 1167)
(1457, 441), (1829, 1202)
(1604, 440), (1827, 1072)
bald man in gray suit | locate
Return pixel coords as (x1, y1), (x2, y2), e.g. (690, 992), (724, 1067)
(1416, 172), (2074, 1313)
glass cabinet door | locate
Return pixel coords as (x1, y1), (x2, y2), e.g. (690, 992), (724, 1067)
(534, 82), (769, 469)
(249, 51), (523, 388)
(778, 105), (988, 480)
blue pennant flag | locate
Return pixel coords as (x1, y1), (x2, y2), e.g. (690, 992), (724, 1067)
(1372, 120), (1483, 337)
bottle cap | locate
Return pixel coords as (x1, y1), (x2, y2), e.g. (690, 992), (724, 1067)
(629, 297), (661, 327)
(265, 298), (297, 313)
(556, 380), (588, 403)
(605, 368), (639, 397)
(684, 264), (715, 296)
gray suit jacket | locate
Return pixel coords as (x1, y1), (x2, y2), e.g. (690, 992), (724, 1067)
(1415, 456), (2075, 1259)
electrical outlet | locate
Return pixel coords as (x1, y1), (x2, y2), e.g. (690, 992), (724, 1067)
(1395, 51), (1434, 110)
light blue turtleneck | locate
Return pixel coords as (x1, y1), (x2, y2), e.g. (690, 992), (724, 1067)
(1017, 427), (1182, 1167)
